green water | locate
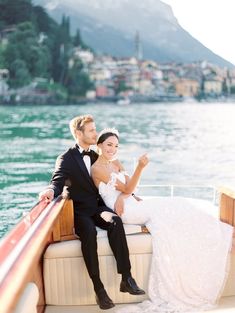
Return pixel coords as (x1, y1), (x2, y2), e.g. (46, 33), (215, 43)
(1, 102), (235, 238)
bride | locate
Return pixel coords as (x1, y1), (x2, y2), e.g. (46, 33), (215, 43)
(91, 128), (234, 313)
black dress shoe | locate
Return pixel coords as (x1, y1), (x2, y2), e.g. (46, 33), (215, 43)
(95, 288), (115, 310)
(120, 276), (145, 295)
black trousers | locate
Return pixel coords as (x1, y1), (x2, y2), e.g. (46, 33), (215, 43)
(76, 207), (131, 278)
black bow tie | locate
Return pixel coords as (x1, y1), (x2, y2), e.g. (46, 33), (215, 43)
(81, 150), (92, 157)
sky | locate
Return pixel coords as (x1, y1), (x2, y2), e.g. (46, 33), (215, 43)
(164, 0), (235, 66)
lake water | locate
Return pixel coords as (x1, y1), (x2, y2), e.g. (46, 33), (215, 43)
(1, 101), (235, 238)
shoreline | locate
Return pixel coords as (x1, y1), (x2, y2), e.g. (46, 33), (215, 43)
(1, 96), (235, 106)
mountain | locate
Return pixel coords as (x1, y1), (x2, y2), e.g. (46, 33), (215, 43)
(33, 0), (234, 68)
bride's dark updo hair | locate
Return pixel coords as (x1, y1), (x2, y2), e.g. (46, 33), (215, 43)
(97, 128), (119, 144)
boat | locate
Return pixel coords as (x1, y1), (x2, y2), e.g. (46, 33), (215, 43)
(117, 97), (131, 105)
(0, 185), (235, 313)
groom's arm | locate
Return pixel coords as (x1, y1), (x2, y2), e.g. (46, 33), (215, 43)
(39, 154), (70, 203)
(49, 154), (71, 197)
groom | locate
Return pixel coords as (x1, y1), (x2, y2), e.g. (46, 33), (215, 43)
(39, 114), (145, 310)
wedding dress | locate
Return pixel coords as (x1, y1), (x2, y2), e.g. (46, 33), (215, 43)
(99, 172), (233, 313)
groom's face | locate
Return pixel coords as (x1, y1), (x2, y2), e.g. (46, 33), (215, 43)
(78, 122), (97, 147)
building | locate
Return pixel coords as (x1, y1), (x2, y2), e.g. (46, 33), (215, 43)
(204, 79), (223, 95)
(174, 78), (200, 97)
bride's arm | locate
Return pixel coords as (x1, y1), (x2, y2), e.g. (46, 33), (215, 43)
(91, 154), (148, 194)
(115, 154), (149, 194)
(114, 193), (130, 216)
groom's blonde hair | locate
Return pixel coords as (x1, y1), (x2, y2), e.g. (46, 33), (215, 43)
(69, 114), (94, 140)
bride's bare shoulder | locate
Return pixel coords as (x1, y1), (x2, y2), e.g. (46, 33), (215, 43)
(91, 162), (102, 174)
(113, 159), (125, 171)
(91, 161), (110, 179)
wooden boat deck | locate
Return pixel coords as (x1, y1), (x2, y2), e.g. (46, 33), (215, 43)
(45, 296), (235, 312)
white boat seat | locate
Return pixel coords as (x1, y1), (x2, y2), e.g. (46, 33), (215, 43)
(45, 228), (152, 258)
(44, 232), (152, 305)
(43, 198), (235, 307)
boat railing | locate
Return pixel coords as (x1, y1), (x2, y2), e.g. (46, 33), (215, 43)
(137, 184), (217, 204)
(0, 196), (66, 313)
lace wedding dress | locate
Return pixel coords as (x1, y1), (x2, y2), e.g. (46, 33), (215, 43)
(99, 172), (233, 313)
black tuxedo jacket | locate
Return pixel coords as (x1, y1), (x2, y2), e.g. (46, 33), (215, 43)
(49, 144), (104, 217)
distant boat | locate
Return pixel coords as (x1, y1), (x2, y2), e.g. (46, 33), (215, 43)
(117, 97), (131, 105)
(183, 96), (198, 103)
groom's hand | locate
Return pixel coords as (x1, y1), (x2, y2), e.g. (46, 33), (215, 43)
(39, 188), (54, 204)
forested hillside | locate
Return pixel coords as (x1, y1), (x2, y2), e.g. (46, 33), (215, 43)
(0, 0), (92, 100)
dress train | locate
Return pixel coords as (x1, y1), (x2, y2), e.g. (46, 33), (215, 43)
(98, 172), (233, 312)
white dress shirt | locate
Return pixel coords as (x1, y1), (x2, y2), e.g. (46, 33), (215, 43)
(78, 145), (91, 175)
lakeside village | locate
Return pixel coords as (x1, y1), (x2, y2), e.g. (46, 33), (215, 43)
(1, 47), (235, 105)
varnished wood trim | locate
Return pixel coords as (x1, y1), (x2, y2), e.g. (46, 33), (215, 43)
(52, 218), (61, 242)
(52, 199), (150, 240)
(52, 199), (74, 241)
(0, 201), (48, 264)
(219, 187), (235, 226)
(141, 226), (149, 233)
(218, 186), (235, 199)
(59, 234), (77, 241)
(0, 197), (66, 313)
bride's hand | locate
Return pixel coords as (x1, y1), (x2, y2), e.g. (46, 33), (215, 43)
(138, 153), (149, 169)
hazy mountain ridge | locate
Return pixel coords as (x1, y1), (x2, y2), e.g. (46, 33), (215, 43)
(34, 0), (234, 67)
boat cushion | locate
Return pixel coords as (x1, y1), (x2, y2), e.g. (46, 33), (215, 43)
(44, 221), (235, 306)
(44, 233), (152, 305)
(96, 224), (142, 237)
(44, 232), (152, 258)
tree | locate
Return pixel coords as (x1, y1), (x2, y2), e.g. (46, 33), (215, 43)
(73, 29), (83, 47)
(0, 44), (6, 67)
(3, 22), (51, 86)
(73, 29), (89, 50)
(0, 1), (92, 98)
(9, 59), (31, 87)
(115, 80), (129, 95)
(32, 5), (55, 34)
(60, 15), (71, 46)
(230, 86), (235, 95)
(0, 0), (32, 27)
(222, 78), (228, 94)
(50, 15), (72, 84)
(65, 59), (93, 98)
